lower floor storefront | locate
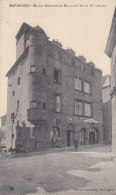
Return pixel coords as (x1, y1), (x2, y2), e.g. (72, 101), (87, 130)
(12, 118), (103, 152)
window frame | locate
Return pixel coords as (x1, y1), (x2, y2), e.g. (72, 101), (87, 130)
(74, 100), (83, 116)
(84, 81), (91, 94)
(84, 102), (92, 117)
(55, 94), (61, 113)
(54, 69), (61, 84)
(74, 77), (82, 91)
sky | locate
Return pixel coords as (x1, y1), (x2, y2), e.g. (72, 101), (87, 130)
(0, 0), (115, 117)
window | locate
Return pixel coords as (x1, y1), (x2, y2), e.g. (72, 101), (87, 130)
(12, 91), (15, 96)
(17, 100), (19, 109)
(18, 77), (20, 85)
(85, 103), (91, 117)
(56, 95), (61, 112)
(30, 101), (37, 109)
(54, 69), (61, 84)
(74, 78), (82, 91)
(30, 65), (36, 73)
(84, 82), (91, 94)
(74, 101), (83, 115)
(81, 65), (85, 72)
(43, 68), (46, 75)
(43, 102), (46, 110)
(11, 112), (15, 121)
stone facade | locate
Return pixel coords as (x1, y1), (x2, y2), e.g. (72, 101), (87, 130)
(105, 8), (116, 154)
(102, 75), (112, 144)
(0, 115), (7, 146)
(6, 23), (103, 150)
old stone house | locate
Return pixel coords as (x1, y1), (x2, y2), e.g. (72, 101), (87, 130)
(6, 23), (103, 150)
(102, 75), (112, 144)
(0, 115), (7, 146)
(105, 8), (116, 154)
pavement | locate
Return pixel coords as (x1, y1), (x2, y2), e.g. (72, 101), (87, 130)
(26, 150), (116, 195)
(0, 144), (116, 195)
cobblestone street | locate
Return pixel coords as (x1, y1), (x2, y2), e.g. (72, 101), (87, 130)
(0, 145), (116, 195)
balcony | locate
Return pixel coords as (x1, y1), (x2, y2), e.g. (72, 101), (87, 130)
(27, 108), (47, 124)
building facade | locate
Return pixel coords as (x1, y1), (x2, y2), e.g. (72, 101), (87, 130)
(0, 115), (7, 146)
(6, 23), (103, 150)
(102, 75), (112, 144)
(105, 8), (116, 154)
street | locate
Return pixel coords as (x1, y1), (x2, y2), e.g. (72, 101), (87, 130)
(0, 145), (116, 195)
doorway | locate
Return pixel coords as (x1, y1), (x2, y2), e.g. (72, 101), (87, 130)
(89, 128), (98, 144)
(67, 130), (74, 147)
(89, 132), (95, 144)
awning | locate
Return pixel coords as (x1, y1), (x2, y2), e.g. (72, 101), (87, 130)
(83, 118), (99, 124)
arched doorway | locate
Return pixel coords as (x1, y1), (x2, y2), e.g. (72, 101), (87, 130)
(80, 128), (86, 145)
(89, 128), (98, 144)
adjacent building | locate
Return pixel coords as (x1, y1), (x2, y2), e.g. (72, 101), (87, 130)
(6, 23), (103, 151)
(102, 75), (112, 144)
(0, 115), (7, 146)
(105, 8), (116, 154)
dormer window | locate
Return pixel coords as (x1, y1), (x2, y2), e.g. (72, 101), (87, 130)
(30, 65), (36, 73)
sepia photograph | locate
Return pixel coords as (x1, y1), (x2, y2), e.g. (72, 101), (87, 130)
(0, 0), (116, 194)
